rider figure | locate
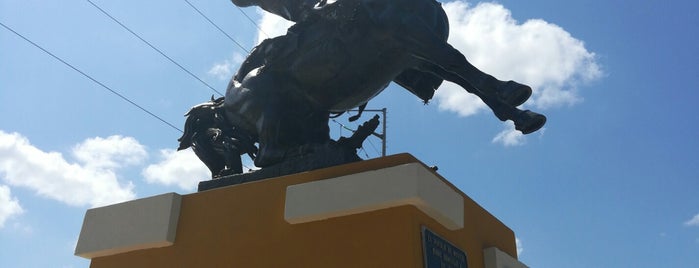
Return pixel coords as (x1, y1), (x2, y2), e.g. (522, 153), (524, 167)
(233, 0), (446, 104)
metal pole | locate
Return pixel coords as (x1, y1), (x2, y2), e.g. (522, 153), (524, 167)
(381, 108), (387, 157)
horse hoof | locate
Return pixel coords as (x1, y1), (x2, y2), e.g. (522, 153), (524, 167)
(514, 110), (546, 134)
(498, 81), (532, 107)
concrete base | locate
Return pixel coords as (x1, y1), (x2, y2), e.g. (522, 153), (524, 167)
(74, 193), (182, 259)
(76, 153), (527, 268)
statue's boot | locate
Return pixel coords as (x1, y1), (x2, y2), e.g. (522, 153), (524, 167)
(497, 81), (532, 107)
(512, 110), (546, 134)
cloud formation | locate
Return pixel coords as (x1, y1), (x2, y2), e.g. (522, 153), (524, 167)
(73, 136), (147, 169)
(0, 131), (141, 208)
(142, 149), (211, 191)
(0, 184), (23, 228)
(255, 11), (293, 44)
(492, 122), (526, 147)
(516, 237), (524, 256)
(208, 53), (246, 80)
(685, 213), (699, 227)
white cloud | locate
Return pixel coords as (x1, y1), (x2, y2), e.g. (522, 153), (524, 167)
(437, 1), (601, 114)
(208, 53), (246, 81)
(0, 184), (23, 228)
(209, 8), (286, 81)
(255, 10), (293, 44)
(11, 222), (33, 235)
(0, 131), (139, 207)
(142, 149), (211, 191)
(435, 82), (488, 117)
(516, 237), (524, 256)
(492, 122), (526, 146)
(243, 158), (259, 172)
(685, 213), (699, 227)
(72, 136), (147, 169)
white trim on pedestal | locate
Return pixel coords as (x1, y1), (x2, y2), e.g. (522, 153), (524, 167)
(284, 163), (465, 230)
(74, 192), (182, 259)
(484, 247), (529, 268)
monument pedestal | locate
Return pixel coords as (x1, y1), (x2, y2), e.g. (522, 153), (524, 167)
(75, 154), (528, 268)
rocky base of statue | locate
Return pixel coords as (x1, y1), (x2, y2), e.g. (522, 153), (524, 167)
(198, 142), (362, 191)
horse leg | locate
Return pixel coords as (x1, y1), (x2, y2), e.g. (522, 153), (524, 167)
(404, 40), (545, 133)
(254, 96), (288, 167)
(252, 92), (332, 167)
(191, 132), (227, 178)
(411, 44), (545, 133)
(224, 74), (288, 167)
(223, 148), (244, 175)
(380, 10), (529, 104)
(427, 66), (546, 134)
(387, 17), (545, 133)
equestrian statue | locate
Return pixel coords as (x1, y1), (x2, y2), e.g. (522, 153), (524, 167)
(180, 0), (546, 178)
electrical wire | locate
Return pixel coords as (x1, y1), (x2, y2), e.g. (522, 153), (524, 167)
(365, 137), (381, 157)
(0, 21), (183, 133)
(6, 1), (380, 168)
(359, 147), (370, 159)
(86, 0), (224, 96)
(331, 119), (357, 133)
(1, 22), (254, 170)
(183, 0), (249, 53)
(234, 5), (270, 39)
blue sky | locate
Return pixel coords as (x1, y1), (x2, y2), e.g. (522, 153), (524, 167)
(1, 0), (698, 267)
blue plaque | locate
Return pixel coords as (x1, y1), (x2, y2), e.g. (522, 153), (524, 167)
(422, 226), (468, 268)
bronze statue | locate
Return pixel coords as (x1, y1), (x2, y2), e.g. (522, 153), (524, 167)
(182, 0), (546, 177)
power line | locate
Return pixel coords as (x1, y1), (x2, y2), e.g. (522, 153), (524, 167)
(235, 5), (271, 39)
(1, 22), (254, 170)
(84, 1), (259, 170)
(0, 21), (183, 133)
(331, 118), (357, 133)
(365, 137), (382, 157)
(183, 0), (249, 53)
(359, 147), (370, 159)
(85, 0), (224, 96)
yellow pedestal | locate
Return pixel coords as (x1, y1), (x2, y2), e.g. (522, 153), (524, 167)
(76, 154), (527, 268)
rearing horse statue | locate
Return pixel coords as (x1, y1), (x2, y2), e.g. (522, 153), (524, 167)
(223, 0), (546, 167)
